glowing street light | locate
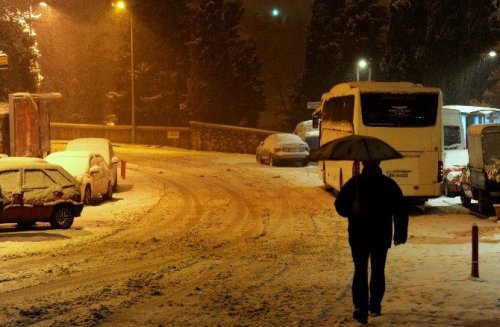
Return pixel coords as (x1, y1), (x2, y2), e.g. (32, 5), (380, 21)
(488, 50), (497, 59)
(115, 1), (126, 10)
(114, 1), (136, 143)
(271, 8), (280, 17)
(356, 59), (371, 81)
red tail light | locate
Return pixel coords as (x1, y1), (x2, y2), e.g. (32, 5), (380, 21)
(437, 160), (443, 183)
(353, 161), (360, 176)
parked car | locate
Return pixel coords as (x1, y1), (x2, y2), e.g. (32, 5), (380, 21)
(442, 149), (468, 197)
(293, 120), (319, 150)
(256, 133), (309, 167)
(459, 124), (500, 214)
(66, 138), (120, 191)
(0, 160), (83, 229)
(46, 150), (114, 205)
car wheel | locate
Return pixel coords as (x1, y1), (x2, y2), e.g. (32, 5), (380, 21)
(104, 182), (113, 201)
(478, 190), (493, 215)
(84, 185), (92, 205)
(460, 188), (471, 207)
(50, 206), (74, 229)
(17, 221), (35, 230)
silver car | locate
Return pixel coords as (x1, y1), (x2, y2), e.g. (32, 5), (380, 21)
(256, 133), (309, 167)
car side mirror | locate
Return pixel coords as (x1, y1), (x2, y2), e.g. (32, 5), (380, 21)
(111, 156), (120, 164)
(312, 116), (319, 129)
(90, 165), (101, 174)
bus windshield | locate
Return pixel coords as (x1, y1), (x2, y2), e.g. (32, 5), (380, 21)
(361, 93), (439, 127)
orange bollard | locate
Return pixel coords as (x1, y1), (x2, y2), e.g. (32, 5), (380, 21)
(121, 160), (126, 180)
(471, 223), (479, 278)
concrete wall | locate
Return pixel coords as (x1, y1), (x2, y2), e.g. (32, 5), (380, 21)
(50, 123), (191, 149)
(189, 121), (281, 154)
(50, 122), (282, 154)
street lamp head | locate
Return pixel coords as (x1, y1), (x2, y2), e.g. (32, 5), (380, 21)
(488, 50), (497, 59)
(271, 8), (280, 17)
(114, 1), (126, 10)
(358, 59), (368, 69)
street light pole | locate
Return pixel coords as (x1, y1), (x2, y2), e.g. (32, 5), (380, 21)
(130, 12), (135, 143)
(114, 1), (135, 143)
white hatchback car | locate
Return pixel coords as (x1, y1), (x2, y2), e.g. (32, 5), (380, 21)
(66, 138), (120, 191)
(46, 150), (113, 205)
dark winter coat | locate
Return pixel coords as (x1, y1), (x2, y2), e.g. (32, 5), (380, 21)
(334, 166), (408, 249)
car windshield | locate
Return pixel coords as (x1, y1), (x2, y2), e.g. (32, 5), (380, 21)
(47, 157), (88, 176)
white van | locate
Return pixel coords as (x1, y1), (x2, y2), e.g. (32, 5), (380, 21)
(443, 107), (465, 150)
(293, 120), (319, 150)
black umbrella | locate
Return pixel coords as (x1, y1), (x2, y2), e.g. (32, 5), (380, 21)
(308, 134), (403, 162)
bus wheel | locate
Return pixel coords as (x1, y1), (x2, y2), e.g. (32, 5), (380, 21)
(443, 181), (450, 197)
(460, 189), (471, 207)
(478, 190), (493, 215)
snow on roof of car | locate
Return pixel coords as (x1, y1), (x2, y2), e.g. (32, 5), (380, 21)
(0, 160), (62, 169)
(0, 157), (47, 163)
(66, 138), (113, 164)
(275, 133), (306, 142)
(67, 138), (111, 145)
(46, 150), (96, 159)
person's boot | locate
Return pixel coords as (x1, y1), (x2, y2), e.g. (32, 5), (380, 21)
(353, 308), (368, 324)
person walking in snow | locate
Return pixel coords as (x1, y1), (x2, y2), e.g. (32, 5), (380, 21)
(334, 160), (408, 324)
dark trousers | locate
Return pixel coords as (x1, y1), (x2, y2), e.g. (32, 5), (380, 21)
(351, 246), (388, 313)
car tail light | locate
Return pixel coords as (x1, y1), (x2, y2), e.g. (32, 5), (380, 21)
(437, 160), (443, 183)
(352, 161), (360, 176)
(53, 191), (63, 200)
(12, 193), (23, 205)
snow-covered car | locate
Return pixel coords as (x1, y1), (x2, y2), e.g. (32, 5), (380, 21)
(293, 119), (319, 150)
(66, 138), (120, 191)
(256, 133), (309, 167)
(46, 150), (114, 205)
(442, 149), (468, 197)
(0, 160), (83, 229)
(459, 124), (500, 214)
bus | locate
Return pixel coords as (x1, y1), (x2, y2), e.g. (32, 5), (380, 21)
(312, 81), (443, 203)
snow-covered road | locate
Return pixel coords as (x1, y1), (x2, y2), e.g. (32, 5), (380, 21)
(0, 144), (498, 326)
